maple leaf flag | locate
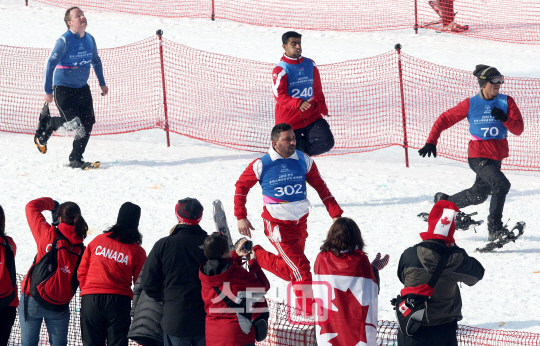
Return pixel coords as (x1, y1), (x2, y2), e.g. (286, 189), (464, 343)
(314, 251), (379, 346)
(399, 301), (411, 317)
(434, 208), (457, 237)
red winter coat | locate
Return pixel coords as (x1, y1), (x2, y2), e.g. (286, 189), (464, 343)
(23, 197), (85, 307)
(0, 236), (18, 307)
(272, 54), (328, 130)
(314, 250), (379, 346)
(426, 95), (524, 161)
(199, 253), (270, 346)
(78, 233), (146, 298)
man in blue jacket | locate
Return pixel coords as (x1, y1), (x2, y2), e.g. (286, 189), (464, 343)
(36, 7), (108, 169)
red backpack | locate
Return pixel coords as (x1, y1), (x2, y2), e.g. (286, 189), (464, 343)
(24, 229), (84, 313)
(0, 235), (17, 307)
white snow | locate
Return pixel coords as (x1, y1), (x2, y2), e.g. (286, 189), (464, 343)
(1, 0), (539, 334)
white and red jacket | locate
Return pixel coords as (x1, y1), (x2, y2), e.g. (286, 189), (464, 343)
(272, 54), (328, 130)
(78, 233), (146, 299)
(234, 148), (342, 222)
(0, 236), (18, 307)
(426, 94), (524, 161)
(23, 198), (85, 305)
(314, 250), (379, 346)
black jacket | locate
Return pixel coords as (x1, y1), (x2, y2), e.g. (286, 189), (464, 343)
(397, 239), (485, 326)
(141, 224), (208, 337)
(128, 270), (164, 346)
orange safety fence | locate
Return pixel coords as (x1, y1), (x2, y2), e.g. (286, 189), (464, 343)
(1, 35), (539, 171)
(8, 274), (540, 345)
(28, 0), (540, 45)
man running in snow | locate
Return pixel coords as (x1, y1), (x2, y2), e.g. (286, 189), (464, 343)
(418, 64), (524, 242)
(234, 123), (342, 287)
(35, 7), (108, 169)
(272, 31), (334, 156)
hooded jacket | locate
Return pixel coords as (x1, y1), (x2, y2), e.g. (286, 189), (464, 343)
(397, 239), (484, 326)
(199, 253), (270, 346)
(141, 224), (208, 337)
(23, 197), (85, 307)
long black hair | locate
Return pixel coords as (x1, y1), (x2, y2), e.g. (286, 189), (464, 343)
(57, 202), (88, 240)
(0, 205), (5, 237)
(104, 224), (142, 245)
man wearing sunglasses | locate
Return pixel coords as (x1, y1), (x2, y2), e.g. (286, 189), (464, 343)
(418, 64), (524, 242)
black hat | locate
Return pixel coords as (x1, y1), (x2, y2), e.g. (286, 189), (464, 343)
(175, 198), (204, 225)
(117, 202), (141, 230)
(473, 64), (502, 88)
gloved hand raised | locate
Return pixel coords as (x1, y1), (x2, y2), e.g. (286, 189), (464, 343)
(51, 200), (60, 226)
(418, 143), (437, 158)
(371, 253), (390, 271)
(491, 106), (508, 122)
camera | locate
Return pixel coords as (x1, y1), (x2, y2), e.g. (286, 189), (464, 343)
(242, 240), (253, 253)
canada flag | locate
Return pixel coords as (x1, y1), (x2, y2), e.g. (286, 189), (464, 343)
(398, 301), (411, 317)
(313, 250), (379, 346)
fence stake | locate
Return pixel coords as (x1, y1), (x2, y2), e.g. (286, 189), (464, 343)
(211, 0), (215, 21)
(157, 30), (170, 148)
(26, 0), (28, 6)
(395, 44), (409, 168)
(414, 0), (418, 34)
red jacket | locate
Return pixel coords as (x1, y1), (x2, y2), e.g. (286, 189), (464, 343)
(0, 236), (18, 307)
(234, 150), (343, 222)
(426, 95), (524, 161)
(272, 55), (328, 130)
(23, 198), (85, 306)
(314, 250), (379, 346)
(199, 253), (270, 346)
(78, 233), (146, 298)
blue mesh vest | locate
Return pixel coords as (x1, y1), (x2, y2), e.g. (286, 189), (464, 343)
(259, 150), (307, 204)
(468, 94), (509, 140)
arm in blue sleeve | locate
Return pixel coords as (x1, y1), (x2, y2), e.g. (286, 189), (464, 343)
(90, 36), (106, 86)
(43, 38), (68, 94)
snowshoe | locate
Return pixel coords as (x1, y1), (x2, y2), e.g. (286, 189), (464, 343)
(443, 21), (469, 33)
(417, 211), (483, 231)
(213, 200), (234, 249)
(68, 160), (100, 170)
(35, 103), (53, 153)
(34, 137), (47, 154)
(476, 222), (525, 253)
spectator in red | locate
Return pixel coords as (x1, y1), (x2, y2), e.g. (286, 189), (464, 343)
(0, 205), (18, 346)
(199, 234), (270, 346)
(313, 218), (388, 346)
(428, 0), (468, 32)
(20, 197), (87, 346)
(272, 31), (334, 156)
(78, 202), (147, 346)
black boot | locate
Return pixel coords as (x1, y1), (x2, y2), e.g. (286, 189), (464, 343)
(34, 104), (53, 153)
(434, 192), (449, 203)
(487, 217), (509, 241)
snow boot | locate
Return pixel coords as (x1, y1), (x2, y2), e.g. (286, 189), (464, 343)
(68, 159), (100, 170)
(434, 192), (449, 203)
(487, 219), (509, 242)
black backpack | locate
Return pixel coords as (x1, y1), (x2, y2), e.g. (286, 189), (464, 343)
(0, 235), (17, 307)
(24, 229), (84, 315)
(392, 244), (450, 336)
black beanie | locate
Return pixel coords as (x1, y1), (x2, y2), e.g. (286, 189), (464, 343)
(473, 64), (501, 88)
(117, 202), (141, 230)
(175, 198), (204, 225)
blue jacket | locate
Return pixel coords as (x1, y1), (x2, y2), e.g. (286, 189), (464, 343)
(43, 30), (106, 94)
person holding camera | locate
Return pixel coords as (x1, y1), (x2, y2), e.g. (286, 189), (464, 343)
(199, 234), (270, 346)
(141, 198), (208, 346)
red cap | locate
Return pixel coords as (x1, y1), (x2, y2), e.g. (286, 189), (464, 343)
(420, 200), (460, 245)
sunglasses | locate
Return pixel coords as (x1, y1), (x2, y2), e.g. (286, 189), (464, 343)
(488, 75), (505, 85)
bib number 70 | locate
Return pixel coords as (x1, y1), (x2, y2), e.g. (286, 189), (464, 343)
(275, 184), (304, 197)
(481, 127), (499, 137)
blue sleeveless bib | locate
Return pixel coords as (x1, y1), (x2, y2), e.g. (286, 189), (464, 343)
(277, 59), (315, 101)
(259, 150), (307, 203)
(467, 94), (508, 140)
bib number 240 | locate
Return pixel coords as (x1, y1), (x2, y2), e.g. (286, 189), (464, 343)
(275, 184), (304, 196)
(291, 87), (313, 98)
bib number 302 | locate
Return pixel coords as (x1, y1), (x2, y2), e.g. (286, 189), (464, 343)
(481, 127), (499, 137)
(275, 184), (304, 196)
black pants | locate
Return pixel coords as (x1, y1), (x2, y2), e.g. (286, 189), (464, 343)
(0, 306), (17, 346)
(446, 158), (510, 230)
(397, 320), (458, 346)
(293, 118), (334, 156)
(53, 84), (95, 162)
(81, 294), (132, 346)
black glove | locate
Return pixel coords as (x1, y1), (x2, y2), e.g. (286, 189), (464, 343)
(418, 143), (437, 158)
(491, 106), (508, 122)
(51, 200), (60, 226)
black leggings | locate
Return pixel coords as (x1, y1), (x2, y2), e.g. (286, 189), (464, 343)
(81, 294), (131, 346)
(0, 306), (17, 346)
